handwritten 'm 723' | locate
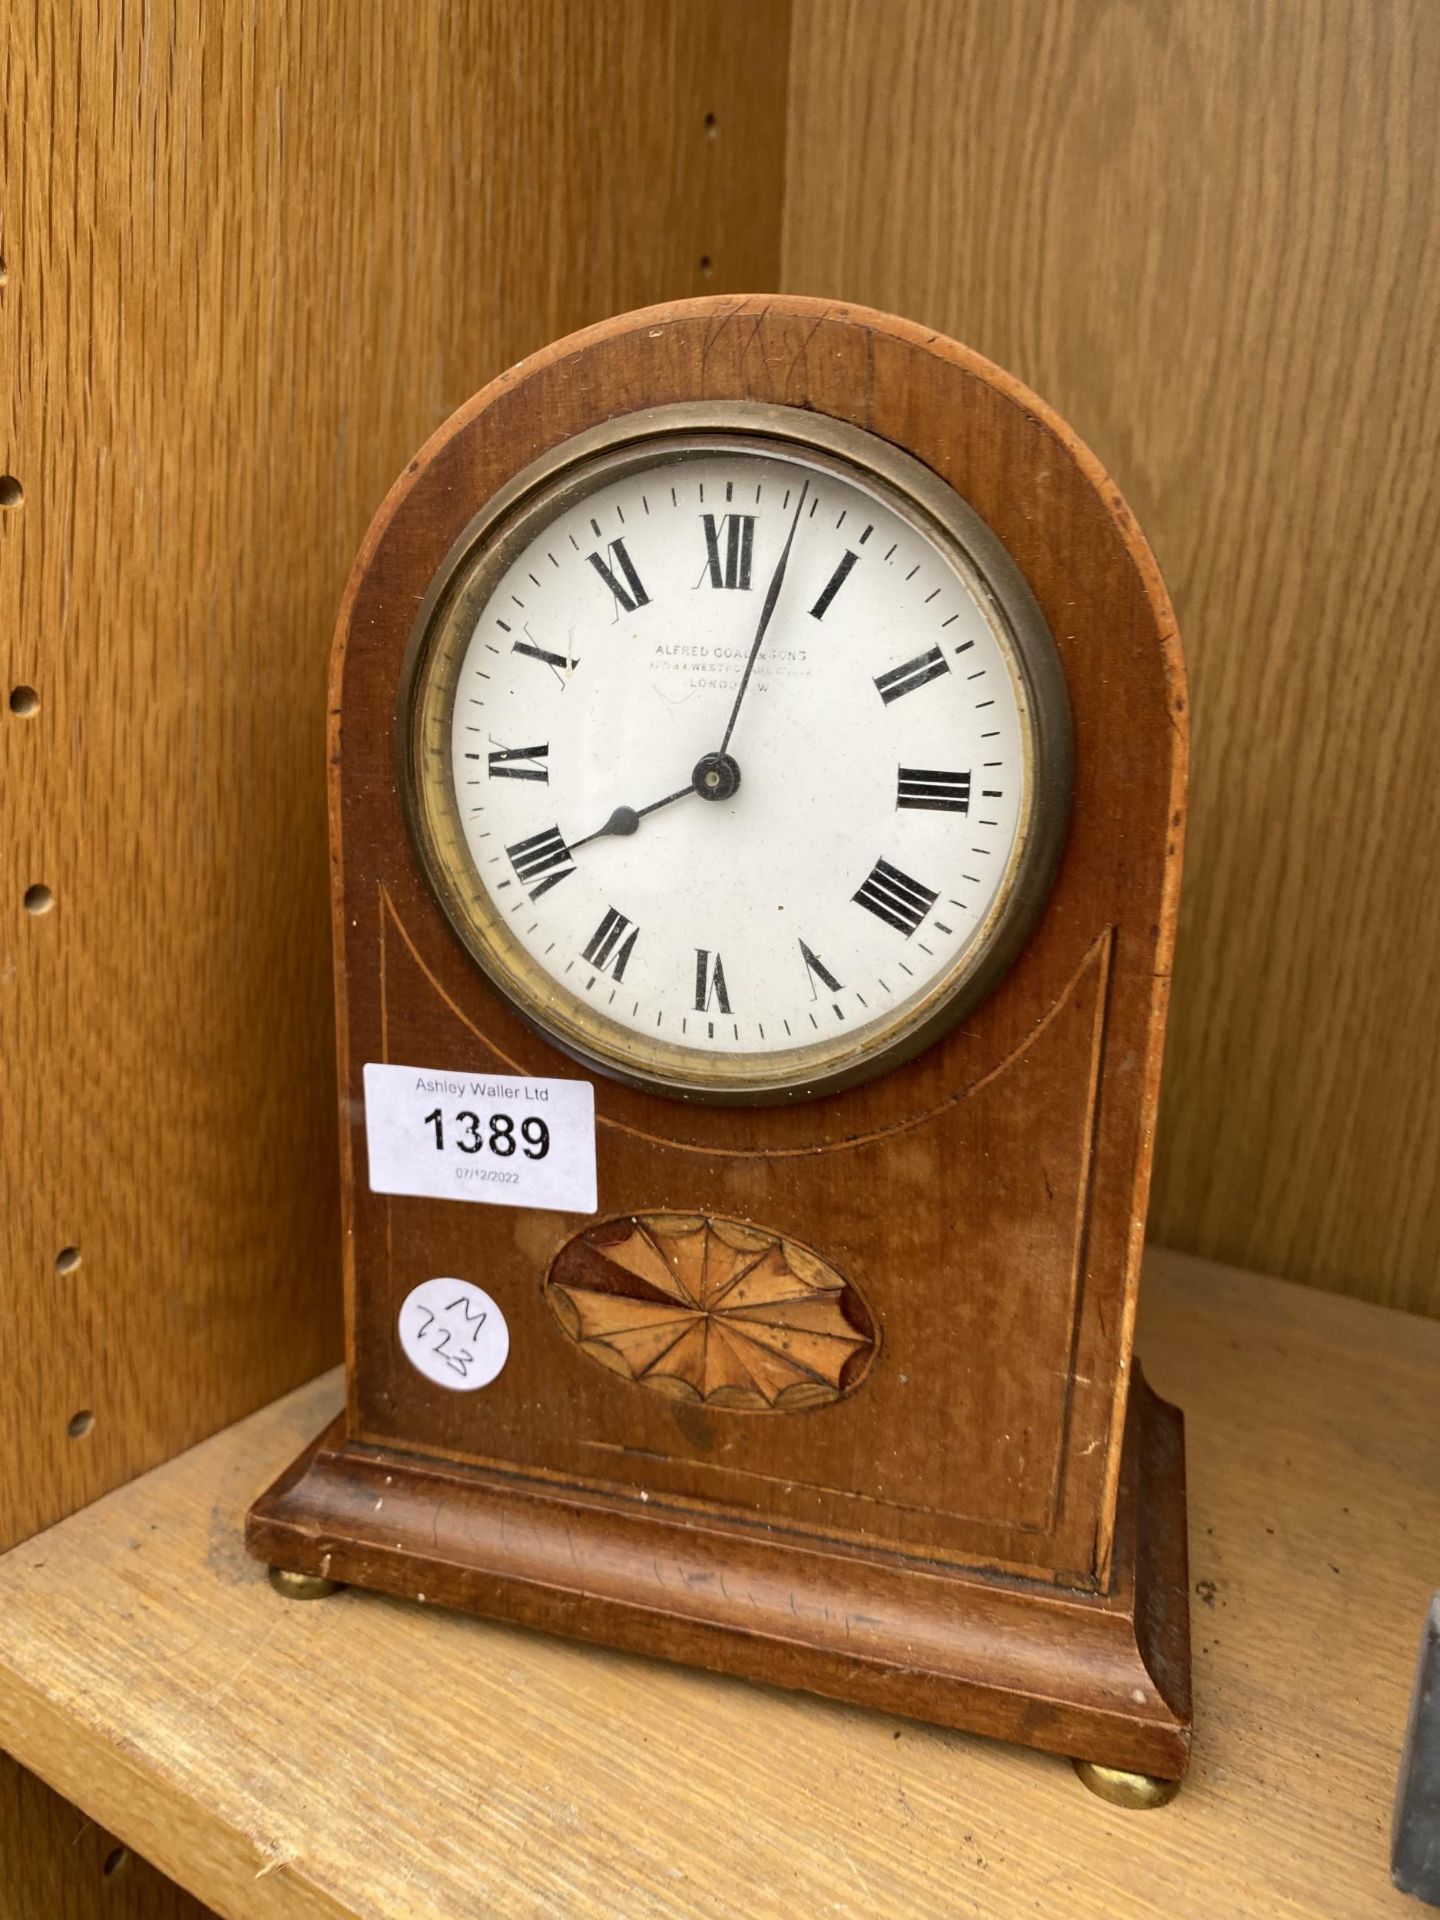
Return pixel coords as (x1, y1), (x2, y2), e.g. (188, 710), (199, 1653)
(411, 1294), (489, 1378)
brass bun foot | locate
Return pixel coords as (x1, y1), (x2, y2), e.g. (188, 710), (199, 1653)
(1073, 1759), (1182, 1808)
(267, 1566), (341, 1601)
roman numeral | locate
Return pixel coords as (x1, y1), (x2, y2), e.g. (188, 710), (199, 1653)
(896, 766), (970, 812)
(874, 646), (949, 704)
(694, 948), (731, 1014)
(487, 742), (549, 783)
(512, 638), (575, 674)
(799, 940), (843, 995)
(699, 513), (755, 589)
(852, 858), (938, 937)
(587, 537), (650, 614)
(809, 550), (858, 620)
(505, 824), (575, 899)
(582, 907), (638, 981)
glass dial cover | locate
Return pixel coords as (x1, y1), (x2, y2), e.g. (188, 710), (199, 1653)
(400, 404), (1070, 1102)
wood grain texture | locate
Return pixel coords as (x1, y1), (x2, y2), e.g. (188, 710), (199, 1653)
(1, 1250), (1434, 1919)
(0, 0), (792, 1558)
(545, 1212), (880, 1412)
(242, 292), (1193, 1777)
(782, 0), (1440, 1315)
(318, 294), (1186, 1592)
(249, 1376), (1190, 1776)
(251, 291), (1190, 1767)
(0, 1754), (216, 1920)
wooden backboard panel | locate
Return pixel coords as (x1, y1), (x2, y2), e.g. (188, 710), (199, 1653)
(782, 0), (1440, 1316)
(0, 1754), (214, 1920)
(0, 0), (792, 1555)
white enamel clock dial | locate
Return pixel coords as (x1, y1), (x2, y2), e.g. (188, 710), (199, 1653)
(403, 408), (1070, 1101)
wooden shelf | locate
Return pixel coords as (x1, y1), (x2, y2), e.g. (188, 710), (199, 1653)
(0, 1249), (1434, 1918)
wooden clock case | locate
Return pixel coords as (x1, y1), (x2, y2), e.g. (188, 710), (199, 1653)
(248, 295), (1192, 1780)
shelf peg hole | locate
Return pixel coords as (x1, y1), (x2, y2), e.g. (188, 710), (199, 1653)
(703, 112), (718, 138)
(55, 1245), (82, 1275)
(68, 1409), (94, 1440)
(8, 684), (38, 716)
(698, 254), (714, 278)
(0, 475), (23, 509)
(24, 883), (53, 915)
(102, 1846), (130, 1879)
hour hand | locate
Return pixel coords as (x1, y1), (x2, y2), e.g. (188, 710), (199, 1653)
(569, 785), (691, 853)
(570, 804), (641, 851)
(569, 750), (743, 854)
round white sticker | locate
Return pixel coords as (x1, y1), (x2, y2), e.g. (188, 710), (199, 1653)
(398, 1279), (509, 1392)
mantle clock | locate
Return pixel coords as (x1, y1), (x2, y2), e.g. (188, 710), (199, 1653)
(248, 295), (1192, 1797)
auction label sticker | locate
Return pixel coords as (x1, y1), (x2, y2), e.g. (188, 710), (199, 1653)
(398, 1278), (509, 1391)
(363, 1063), (596, 1215)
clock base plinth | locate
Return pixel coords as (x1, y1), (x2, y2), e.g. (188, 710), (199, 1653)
(246, 1369), (1191, 1780)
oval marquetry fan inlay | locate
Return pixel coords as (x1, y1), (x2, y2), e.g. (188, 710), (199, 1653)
(545, 1213), (876, 1412)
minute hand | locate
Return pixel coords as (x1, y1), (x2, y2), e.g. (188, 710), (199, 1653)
(715, 478), (810, 757)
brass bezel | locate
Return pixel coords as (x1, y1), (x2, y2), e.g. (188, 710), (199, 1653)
(397, 401), (1072, 1104)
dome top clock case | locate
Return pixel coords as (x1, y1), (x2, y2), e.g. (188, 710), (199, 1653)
(249, 296), (1192, 1787)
